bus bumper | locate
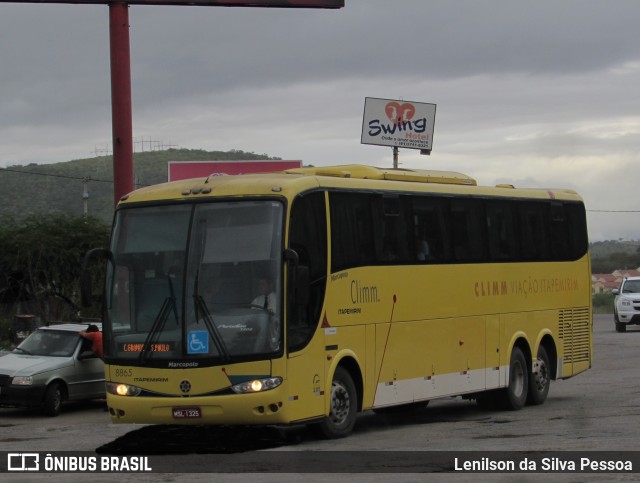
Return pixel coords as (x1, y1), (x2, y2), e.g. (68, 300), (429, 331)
(106, 385), (292, 425)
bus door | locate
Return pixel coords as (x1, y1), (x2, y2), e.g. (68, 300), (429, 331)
(285, 191), (329, 422)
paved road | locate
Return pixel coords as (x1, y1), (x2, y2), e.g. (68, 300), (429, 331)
(1, 314), (638, 482)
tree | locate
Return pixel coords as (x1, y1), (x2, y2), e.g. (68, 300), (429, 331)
(591, 251), (640, 274)
(0, 214), (109, 324)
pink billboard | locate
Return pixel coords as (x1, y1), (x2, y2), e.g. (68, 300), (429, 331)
(168, 160), (302, 182)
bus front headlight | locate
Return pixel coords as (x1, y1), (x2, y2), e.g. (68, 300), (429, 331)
(106, 382), (142, 397)
(231, 377), (283, 394)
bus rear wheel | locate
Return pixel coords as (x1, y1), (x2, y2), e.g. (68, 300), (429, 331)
(527, 345), (550, 406)
(314, 367), (357, 439)
(498, 347), (528, 410)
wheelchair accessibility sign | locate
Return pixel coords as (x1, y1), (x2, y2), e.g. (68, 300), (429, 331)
(188, 331), (209, 354)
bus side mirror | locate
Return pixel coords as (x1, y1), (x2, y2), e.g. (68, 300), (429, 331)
(285, 248), (310, 306)
(294, 265), (310, 306)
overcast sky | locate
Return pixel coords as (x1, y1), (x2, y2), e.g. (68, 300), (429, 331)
(1, 0), (639, 241)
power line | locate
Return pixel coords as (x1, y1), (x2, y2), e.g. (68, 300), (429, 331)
(0, 167), (113, 184)
(0, 167), (148, 187)
(588, 210), (640, 213)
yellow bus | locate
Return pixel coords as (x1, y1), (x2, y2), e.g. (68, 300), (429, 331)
(84, 164), (592, 438)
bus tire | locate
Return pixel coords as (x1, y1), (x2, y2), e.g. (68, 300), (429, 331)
(498, 347), (528, 410)
(315, 367), (357, 439)
(43, 382), (64, 417)
(527, 345), (550, 406)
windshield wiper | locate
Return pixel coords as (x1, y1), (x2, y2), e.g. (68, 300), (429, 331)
(193, 294), (230, 361)
(192, 248), (230, 361)
(139, 274), (180, 363)
(139, 297), (175, 363)
(13, 347), (32, 355)
(189, 218), (230, 361)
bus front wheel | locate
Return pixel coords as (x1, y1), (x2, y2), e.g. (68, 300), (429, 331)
(314, 367), (357, 439)
(498, 347), (528, 410)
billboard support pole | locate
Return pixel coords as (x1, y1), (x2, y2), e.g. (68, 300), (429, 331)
(109, 3), (134, 206)
(392, 146), (398, 169)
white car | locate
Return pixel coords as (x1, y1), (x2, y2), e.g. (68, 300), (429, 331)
(612, 277), (640, 332)
(0, 324), (104, 416)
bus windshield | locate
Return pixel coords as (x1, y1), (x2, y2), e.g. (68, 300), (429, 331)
(105, 200), (284, 363)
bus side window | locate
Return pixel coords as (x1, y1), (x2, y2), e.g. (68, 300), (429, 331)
(564, 202), (588, 259)
(487, 201), (518, 261)
(287, 191), (327, 353)
(450, 199), (487, 262)
(411, 197), (450, 262)
(372, 196), (413, 264)
(330, 192), (375, 271)
(519, 202), (549, 260)
(550, 202), (569, 259)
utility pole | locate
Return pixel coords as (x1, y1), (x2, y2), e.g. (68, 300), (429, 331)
(82, 177), (90, 216)
(110, 3), (134, 206)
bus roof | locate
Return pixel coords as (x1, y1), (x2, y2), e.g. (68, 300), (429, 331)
(119, 164), (583, 205)
(283, 165), (477, 186)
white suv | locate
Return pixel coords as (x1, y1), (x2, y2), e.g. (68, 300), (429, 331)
(613, 277), (640, 332)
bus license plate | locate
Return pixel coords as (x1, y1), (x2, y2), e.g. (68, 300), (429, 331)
(172, 407), (201, 419)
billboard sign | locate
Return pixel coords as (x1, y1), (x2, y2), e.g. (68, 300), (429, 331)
(361, 97), (436, 152)
(0, 0), (343, 6)
(168, 159), (302, 181)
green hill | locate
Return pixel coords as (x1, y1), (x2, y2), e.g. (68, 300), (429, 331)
(589, 240), (640, 259)
(2, 152), (636, 257)
(0, 149), (280, 224)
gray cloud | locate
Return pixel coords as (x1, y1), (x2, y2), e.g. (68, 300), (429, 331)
(1, 1), (640, 240)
